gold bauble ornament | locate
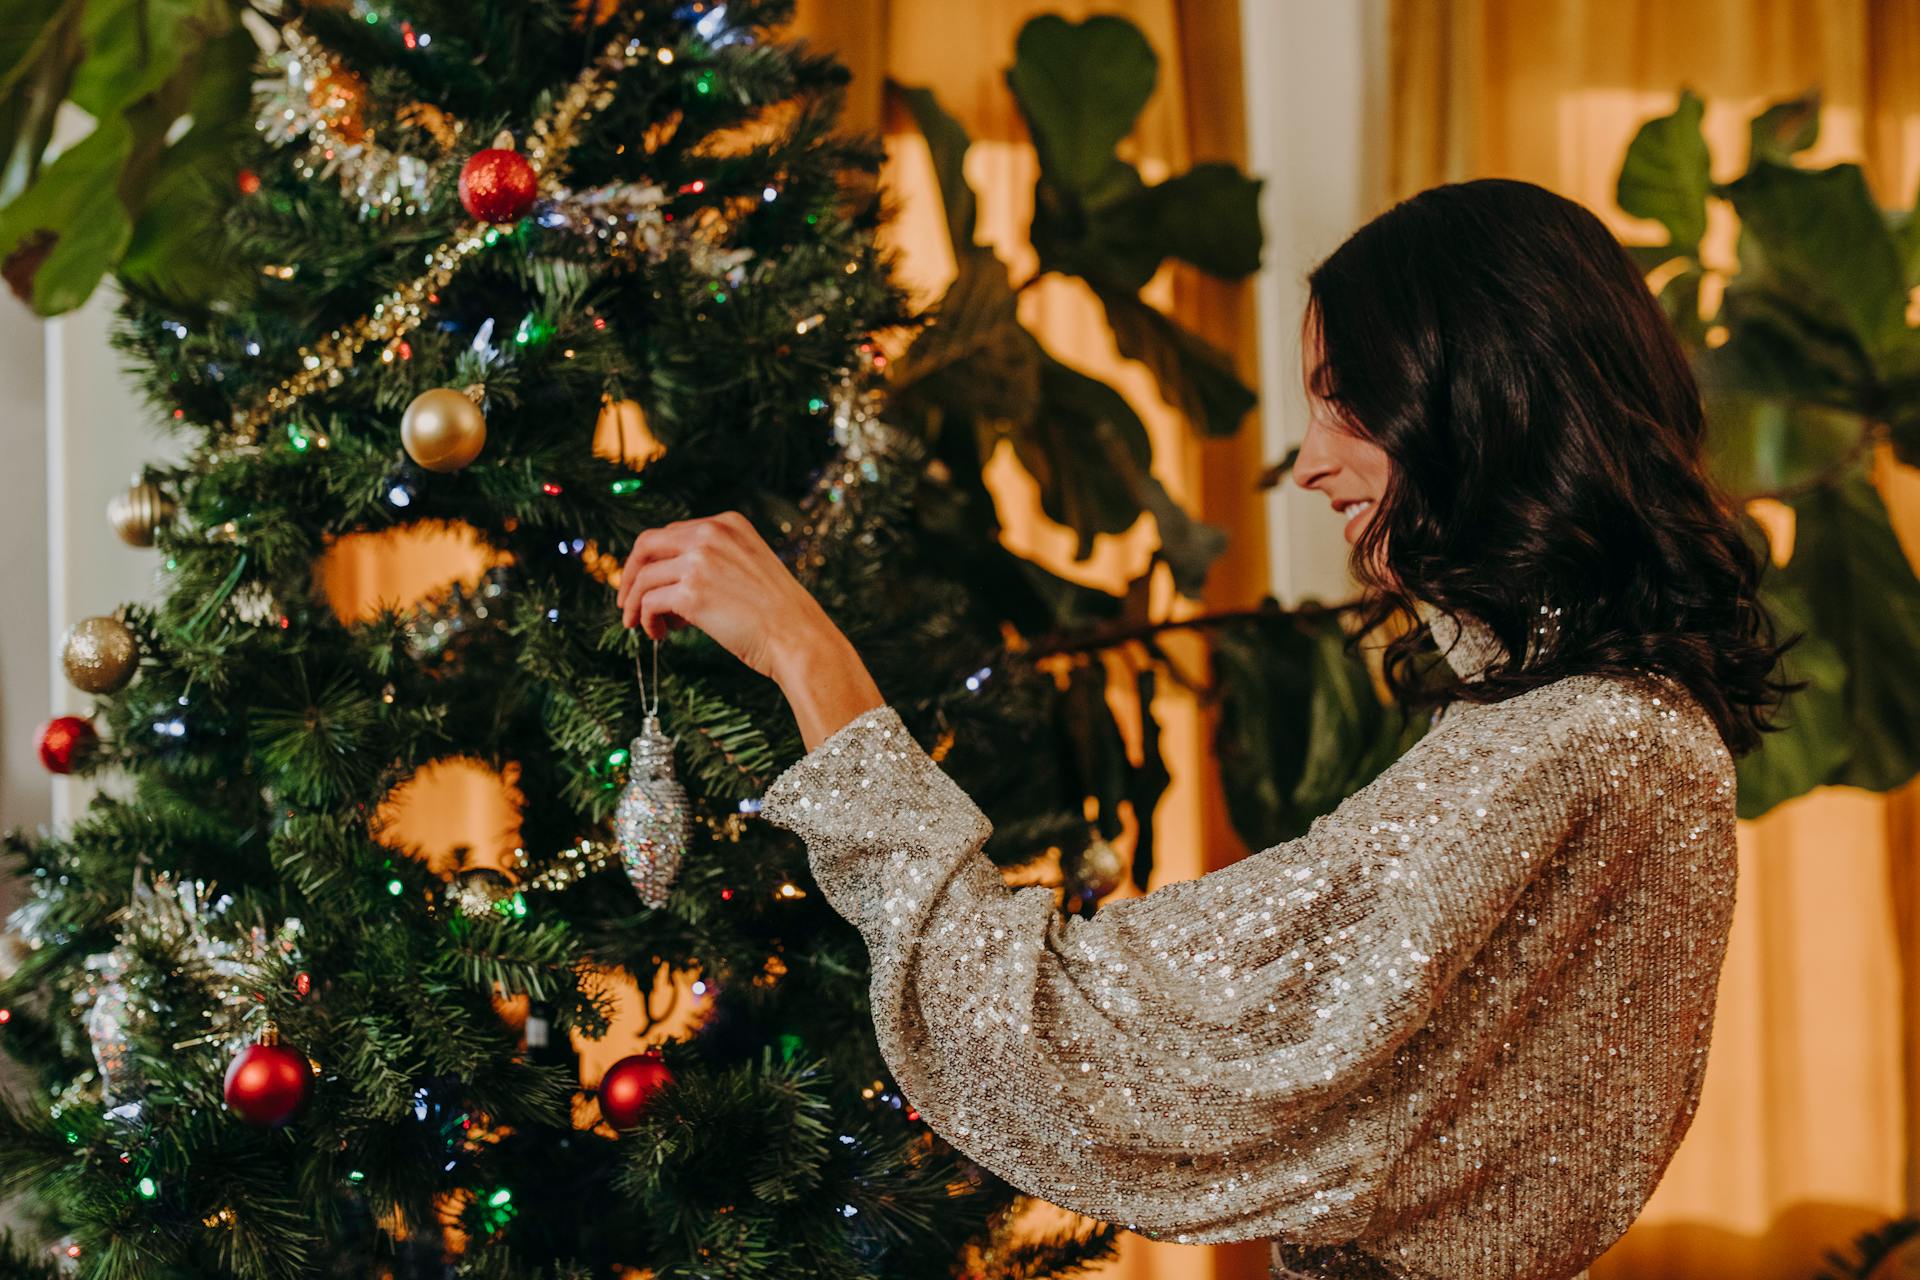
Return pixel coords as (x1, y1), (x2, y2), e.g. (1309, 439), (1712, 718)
(107, 475), (175, 547)
(1063, 832), (1127, 903)
(61, 615), (139, 694)
(401, 386), (488, 472)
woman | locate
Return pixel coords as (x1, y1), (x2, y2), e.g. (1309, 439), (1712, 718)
(613, 179), (1792, 1280)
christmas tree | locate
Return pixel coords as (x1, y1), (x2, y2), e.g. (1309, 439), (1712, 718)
(0, 0), (1354, 1272)
(0, 2), (1168, 1275)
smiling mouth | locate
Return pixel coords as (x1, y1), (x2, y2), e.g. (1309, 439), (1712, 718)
(1332, 498), (1374, 532)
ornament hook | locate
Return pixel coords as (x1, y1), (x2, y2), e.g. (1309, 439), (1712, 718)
(634, 635), (659, 719)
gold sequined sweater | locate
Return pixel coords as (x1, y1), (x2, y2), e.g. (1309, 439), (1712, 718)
(757, 617), (1739, 1280)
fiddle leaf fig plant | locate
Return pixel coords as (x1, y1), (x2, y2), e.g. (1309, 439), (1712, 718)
(1619, 87), (1920, 816)
(888, 13), (1261, 569)
(0, 0), (256, 314)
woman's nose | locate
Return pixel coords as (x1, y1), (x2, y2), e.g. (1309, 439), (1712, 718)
(1291, 421), (1336, 491)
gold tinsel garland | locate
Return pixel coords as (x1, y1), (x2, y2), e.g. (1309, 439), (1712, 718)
(227, 27), (655, 442)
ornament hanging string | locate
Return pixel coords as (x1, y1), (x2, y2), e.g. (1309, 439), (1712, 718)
(634, 636), (659, 721)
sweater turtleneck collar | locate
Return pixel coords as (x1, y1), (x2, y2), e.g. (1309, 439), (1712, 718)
(1422, 602), (1562, 683)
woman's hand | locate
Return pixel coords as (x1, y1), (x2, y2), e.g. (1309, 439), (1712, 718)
(615, 512), (888, 750)
(615, 512), (823, 680)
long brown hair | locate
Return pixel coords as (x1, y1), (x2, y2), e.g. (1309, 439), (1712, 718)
(1305, 177), (1796, 755)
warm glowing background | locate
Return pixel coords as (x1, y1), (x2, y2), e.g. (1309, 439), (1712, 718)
(325, 3), (1920, 1277)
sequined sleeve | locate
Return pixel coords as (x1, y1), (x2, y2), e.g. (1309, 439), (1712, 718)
(758, 697), (1608, 1246)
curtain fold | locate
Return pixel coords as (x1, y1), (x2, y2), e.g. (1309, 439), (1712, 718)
(1387, 4), (1920, 1278)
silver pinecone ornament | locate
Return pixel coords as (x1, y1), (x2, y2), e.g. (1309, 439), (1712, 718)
(615, 708), (690, 908)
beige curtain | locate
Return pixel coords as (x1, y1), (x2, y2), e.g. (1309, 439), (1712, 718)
(1389, 4), (1920, 1279)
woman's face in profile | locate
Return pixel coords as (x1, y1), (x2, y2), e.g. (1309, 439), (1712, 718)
(1294, 319), (1391, 548)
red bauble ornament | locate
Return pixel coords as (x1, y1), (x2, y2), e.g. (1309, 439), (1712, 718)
(224, 1038), (313, 1128)
(598, 1051), (672, 1130)
(458, 148), (538, 223)
(36, 716), (96, 774)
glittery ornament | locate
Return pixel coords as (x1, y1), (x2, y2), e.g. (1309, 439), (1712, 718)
(597, 1050), (671, 1129)
(614, 640), (690, 908)
(36, 715), (96, 773)
(307, 67), (368, 143)
(77, 874), (301, 1107)
(445, 868), (516, 919)
(401, 386), (487, 471)
(1062, 831), (1126, 904)
(779, 374), (916, 578)
(459, 145), (539, 223)
(106, 475), (175, 546)
(60, 615), (138, 694)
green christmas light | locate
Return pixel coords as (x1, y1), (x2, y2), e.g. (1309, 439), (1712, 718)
(610, 477), (644, 495)
(514, 313), (555, 345)
(694, 70), (716, 96)
(488, 1188), (512, 1208)
(136, 1176), (158, 1199)
(347, 1170), (365, 1184)
(286, 422), (311, 452)
(386, 878), (404, 896)
(608, 747), (630, 767)
(807, 397), (827, 413)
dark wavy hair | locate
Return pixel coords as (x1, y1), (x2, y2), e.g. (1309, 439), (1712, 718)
(1304, 177), (1795, 757)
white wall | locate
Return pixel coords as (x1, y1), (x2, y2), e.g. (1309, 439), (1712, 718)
(0, 300), (50, 865)
(44, 290), (183, 826)
(1242, 0), (1391, 606)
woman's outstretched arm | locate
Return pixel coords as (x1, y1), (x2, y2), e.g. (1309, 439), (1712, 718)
(613, 511), (1609, 1242)
(758, 690), (1609, 1246)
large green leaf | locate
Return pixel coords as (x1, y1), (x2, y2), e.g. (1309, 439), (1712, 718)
(1005, 14), (1156, 204)
(119, 24), (256, 306)
(893, 82), (976, 253)
(1617, 87), (1710, 254)
(1699, 391), (1866, 499)
(1778, 474), (1920, 793)
(0, 116), (133, 313)
(1097, 286), (1254, 438)
(1087, 411), (1226, 598)
(1735, 574), (1850, 818)
(1102, 163), (1263, 281)
(1721, 160), (1909, 372)
(1122, 665), (1169, 890)
(71, 0), (221, 117)
(1211, 607), (1423, 848)
(888, 246), (1040, 443)
(1008, 355), (1154, 559)
(1748, 91), (1820, 168)
(1058, 662), (1130, 844)
(0, 0), (81, 200)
